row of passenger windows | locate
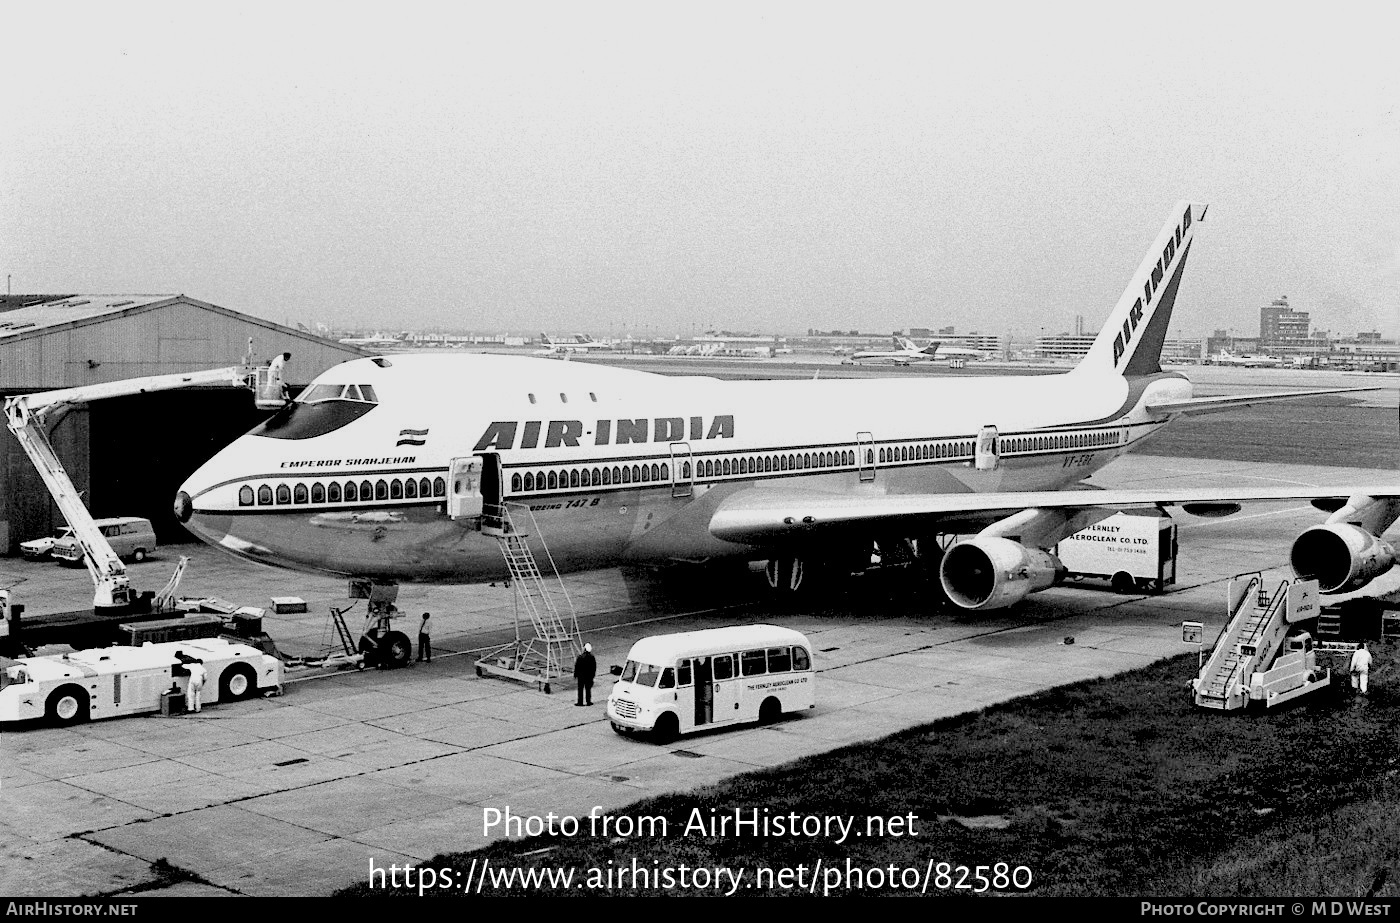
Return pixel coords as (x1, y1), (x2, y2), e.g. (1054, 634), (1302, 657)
(506, 448), (865, 493)
(511, 463), (669, 492)
(1004, 430), (1122, 453)
(237, 428), (1131, 507)
(238, 476), (447, 507)
(878, 442), (971, 464)
(622, 645), (813, 688)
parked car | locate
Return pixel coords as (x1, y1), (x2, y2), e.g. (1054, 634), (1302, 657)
(20, 527), (75, 561)
(52, 517), (158, 565)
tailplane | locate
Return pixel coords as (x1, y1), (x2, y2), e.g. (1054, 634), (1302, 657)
(1073, 201), (1207, 377)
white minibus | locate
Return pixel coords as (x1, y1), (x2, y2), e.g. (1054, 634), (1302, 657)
(606, 625), (815, 742)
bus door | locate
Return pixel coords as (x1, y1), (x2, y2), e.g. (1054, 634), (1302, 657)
(857, 432), (876, 481)
(692, 655), (714, 726)
(710, 652), (741, 721)
(669, 442), (693, 498)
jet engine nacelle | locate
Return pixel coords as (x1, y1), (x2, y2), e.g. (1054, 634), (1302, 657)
(939, 536), (1065, 610)
(1290, 524), (1397, 594)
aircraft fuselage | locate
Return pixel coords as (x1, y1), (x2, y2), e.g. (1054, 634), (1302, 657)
(177, 354), (1186, 583)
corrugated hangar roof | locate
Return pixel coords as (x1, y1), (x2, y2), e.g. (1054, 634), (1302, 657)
(0, 294), (369, 391)
(0, 294), (178, 339)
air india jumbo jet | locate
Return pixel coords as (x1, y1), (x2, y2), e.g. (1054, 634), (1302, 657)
(175, 203), (1400, 611)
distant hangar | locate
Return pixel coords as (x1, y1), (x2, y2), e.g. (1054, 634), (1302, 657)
(0, 294), (367, 554)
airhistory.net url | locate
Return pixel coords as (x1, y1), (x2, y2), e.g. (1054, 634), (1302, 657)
(367, 857), (1034, 896)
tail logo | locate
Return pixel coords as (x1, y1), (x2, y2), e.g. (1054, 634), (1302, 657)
(1113, 205), (1193, 368)
(396, 428), (429, 447)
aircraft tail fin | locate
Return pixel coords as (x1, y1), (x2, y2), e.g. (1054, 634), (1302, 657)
(1073, 201), (1207, 378)
(921, 341), (940, 357)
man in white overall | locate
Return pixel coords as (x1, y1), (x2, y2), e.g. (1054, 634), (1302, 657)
(186, 660), (209, 713)
(1350, 642), (1373, 695)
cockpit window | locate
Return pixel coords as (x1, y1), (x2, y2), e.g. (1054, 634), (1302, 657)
(296, 383), (379, 405)
(251, 382), (379, 440)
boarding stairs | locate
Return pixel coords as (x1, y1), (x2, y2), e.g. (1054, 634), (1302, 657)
(475, 502), (583, 693)
(1194, 573), (1292, 710)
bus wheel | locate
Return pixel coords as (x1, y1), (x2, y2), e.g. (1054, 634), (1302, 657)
(759, 697), (782, 725)
(652, 712), (679, 744)
(1111, 572), (1136, 594)
(46, 686), (90, 726)
(220, 664), (257, 700)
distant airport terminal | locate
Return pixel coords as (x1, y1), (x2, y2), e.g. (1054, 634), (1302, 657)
(329, 292), (1396, 372)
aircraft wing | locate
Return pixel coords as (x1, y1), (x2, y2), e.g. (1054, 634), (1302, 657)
(708, 484), (1400, 544)
(1145, 386), (1383, 416)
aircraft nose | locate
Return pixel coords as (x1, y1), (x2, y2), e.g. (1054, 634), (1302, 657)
(173, 491), (193, 524)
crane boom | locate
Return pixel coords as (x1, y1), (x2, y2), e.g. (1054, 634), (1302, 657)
(4, 355), (287, 611)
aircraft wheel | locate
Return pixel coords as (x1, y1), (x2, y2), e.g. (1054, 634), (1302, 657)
(46, 686), (90, 726)
(381, 631), (413, 669)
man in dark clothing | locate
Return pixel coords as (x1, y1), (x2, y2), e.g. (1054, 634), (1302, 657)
(416, 612), (432, 663)
(574, 643), (596, 706)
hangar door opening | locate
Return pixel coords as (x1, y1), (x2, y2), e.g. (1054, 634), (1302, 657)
(87, 390), (274, 545)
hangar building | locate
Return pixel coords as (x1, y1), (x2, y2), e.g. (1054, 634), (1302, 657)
(0, 295), (368, 554)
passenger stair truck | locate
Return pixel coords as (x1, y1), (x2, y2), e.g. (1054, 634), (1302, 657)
(1192, 573), (1328, 710)
(448, 454), (583, 693)
(2, 348), (287, 648)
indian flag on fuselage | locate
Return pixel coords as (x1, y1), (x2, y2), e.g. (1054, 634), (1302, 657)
(1072, 201), (1206, 379)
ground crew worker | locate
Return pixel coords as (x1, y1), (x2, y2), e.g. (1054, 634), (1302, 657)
(574, 643), (596, 706)
(266, 351), (292, 401)
(1350, 642), (1373, 695)
(417, 612), (432, 663)
(186, 659), (208, 713)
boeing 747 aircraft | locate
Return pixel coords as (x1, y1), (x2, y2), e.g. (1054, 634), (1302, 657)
(176, 203), (1399, 611)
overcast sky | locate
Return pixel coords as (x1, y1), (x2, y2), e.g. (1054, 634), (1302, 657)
(4, 1), (1397, 340)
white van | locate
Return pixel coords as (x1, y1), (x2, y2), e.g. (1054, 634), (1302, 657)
(607, 625), (815, 742)
(52, 517), (158, 564)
